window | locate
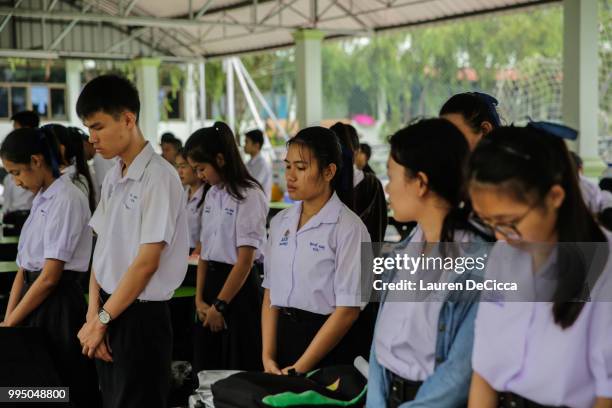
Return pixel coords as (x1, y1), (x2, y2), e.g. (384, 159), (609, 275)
(11, 87), (27, 114)
(0, 83), (67, 120)
(31, 85), (49, 117)
(159, 87), (183, 121)
(0, 87), (8, 118)
(50, 88), (66, 118)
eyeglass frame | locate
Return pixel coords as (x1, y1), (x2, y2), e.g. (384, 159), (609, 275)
(468, 201), (542, 241)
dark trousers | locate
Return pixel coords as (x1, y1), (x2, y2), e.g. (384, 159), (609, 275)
(96, 292), (172, 408)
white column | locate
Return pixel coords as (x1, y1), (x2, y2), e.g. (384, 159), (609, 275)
(134, 58), (161, 145)
(224, 58), (235, 133)
(65, 59), (83, 126)
(563, 0), (600, 176)
(293, 29), (324, 128)
(185, 63), (197, 135)
(199, 60), (206, 127)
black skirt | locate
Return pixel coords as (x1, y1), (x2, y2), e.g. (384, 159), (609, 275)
(20, 272), (101, 408)
(193, 261), (262, 373)
(275, 304), (371, 371)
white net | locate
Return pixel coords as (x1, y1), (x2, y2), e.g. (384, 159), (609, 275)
(494, 57), (563, 127)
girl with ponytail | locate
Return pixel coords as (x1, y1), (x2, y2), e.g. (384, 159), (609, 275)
(42, 124), (96, 211)
(186, 121), (268, 372)
(367, 118), (491, 408)
(261, 126), (371, 374)
(440, 91), (502, 150)
(0, 127), (100, 406)
(467, 125), (612, 408)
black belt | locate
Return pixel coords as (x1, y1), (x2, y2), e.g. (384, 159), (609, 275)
(23, 269), (80, 285)
(99, 289), (166, 304)
(278, 307), (329, 323)
(387, 370), (422, 408)
(499, 392), (567, 408)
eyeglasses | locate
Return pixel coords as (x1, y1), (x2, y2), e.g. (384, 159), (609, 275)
(468, 203), (540, 241)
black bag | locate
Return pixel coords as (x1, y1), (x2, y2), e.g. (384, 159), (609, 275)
(212, 365), (367, 408)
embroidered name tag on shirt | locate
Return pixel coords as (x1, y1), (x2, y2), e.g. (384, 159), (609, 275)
(279, 230), (290, 246)
(124, 193), (139, 209)
(310, 242), (325, 252)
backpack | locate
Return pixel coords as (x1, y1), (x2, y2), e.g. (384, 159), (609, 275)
(211, 365), (367, 408)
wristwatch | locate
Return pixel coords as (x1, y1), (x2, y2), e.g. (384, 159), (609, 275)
(213, 299), (229, 316)
(98, 308), (112, 325)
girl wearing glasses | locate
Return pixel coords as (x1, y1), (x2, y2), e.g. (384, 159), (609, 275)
(467, 126), (612, 408)
(367, 118), (493, 408)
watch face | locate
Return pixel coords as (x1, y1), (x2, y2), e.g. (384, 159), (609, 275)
(99, 310), (111, 325)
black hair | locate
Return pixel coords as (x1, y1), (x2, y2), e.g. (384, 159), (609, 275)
(161, 132), (176, 144)
(468, 126), (607, 328)
(390, 118), (471, 243)
(176, 148), (207, 209)
(76, 74), (140, 121)
(245, 129), (264, 148)
(42, 124), (96, 211)
(11, 110), (40, 128)
(161, 133), (182, 151)
(570, 151), (583, 172)
(184, 121), (261, 201)
(329, 123), (356, 210)
(359, 143), (372, 160)
(440, 92), (502, 133)
(287, 126), (355, 211)
(0, 127), (61, 178)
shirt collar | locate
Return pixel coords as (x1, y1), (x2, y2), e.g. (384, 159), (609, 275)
(118, 142), (155, 182)
(282, 192), (343, 232)
(33, 177), (64, 207)
(187, 184), (205, 203)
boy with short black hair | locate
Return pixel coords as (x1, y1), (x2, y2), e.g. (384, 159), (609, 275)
(76, 74), (189, 408)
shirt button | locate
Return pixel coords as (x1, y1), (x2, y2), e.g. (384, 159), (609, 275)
(435, 356), (443, 364)
(438, 323), (446, 332)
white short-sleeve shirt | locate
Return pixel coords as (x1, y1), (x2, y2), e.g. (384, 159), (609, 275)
(186, 185), (205, 249)
(89, 142), (189, 301)
(3, 175), (34, 212)
(246, 153), (272, 199)
(199, 183), (268, 265)
(473, 235), (612, 408)
(262, 192), (371, 315)
(17, 177), (92, 272)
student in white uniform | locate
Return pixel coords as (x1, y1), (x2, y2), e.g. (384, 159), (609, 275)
(439, 92), (502, 151)
(367, 119), (492, 408)
(1, 110), (38, 235)
(75, 75), (189, 408)
(176, 148), (208, 255)
(42, 124), (96, 211)
(262, 126), (371, 375)
(244, 129), (272, 199)
(467, 126), (612, 408)
(79, 126), (114, 204)
(0, 127), (100, 407)
(2, 173), (34, 234)
(186, 121), (267, 373)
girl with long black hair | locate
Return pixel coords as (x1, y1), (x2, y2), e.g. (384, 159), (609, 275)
(186, 121), (267, 372)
